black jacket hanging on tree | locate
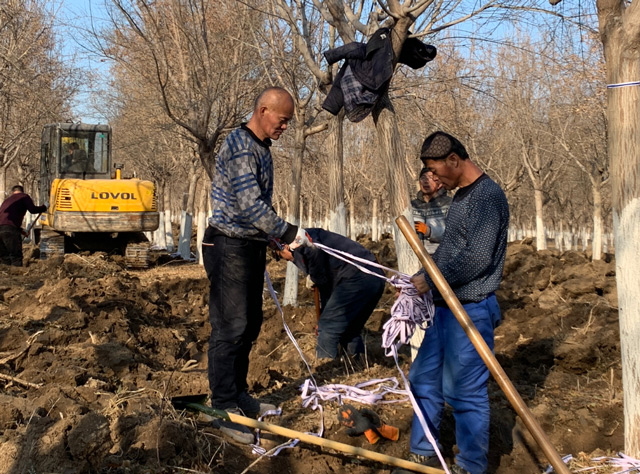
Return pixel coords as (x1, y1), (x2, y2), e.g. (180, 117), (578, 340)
(322, 28), (436, 122)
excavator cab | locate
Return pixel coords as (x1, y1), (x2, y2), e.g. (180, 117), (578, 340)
(40, 123), (111, 193)
(39, 123), (159, 267)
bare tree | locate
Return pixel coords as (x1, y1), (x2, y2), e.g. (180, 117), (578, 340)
(0, 0), (77, 195)
(99, 0), (264, 180)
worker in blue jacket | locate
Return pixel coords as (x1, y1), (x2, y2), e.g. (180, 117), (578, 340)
(271, 228), (385, 363)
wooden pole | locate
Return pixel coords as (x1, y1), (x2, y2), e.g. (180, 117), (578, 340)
(174, 399), (444, 474)
(395, 215), (570, 474)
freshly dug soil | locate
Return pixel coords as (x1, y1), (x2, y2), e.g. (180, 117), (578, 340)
(0, 237), (622, 473)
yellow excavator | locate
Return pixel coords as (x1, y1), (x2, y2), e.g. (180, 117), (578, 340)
(39, 123), (159, 268)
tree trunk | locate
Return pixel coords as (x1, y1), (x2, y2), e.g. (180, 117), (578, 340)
(372, 94), (419, 275)
(283, 122), (306, 306)
(326, 112), (347, 235)
(178, 166), (198, 260)
(598, 5), (640, 455)
(0, 165), (7, 198)
(592, 183), (603, 260)
(534, 187), (546, 250)
(196, 182), (208, 265)
(155, 182), (168, 249)
(372, 197), (379, 242)
(349, 199), (356, 240)
(163, 188), (174, 252)
(308, 197), (313, 228)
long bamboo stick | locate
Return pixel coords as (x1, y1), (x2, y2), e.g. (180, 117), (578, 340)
(172, 398), (444, 474)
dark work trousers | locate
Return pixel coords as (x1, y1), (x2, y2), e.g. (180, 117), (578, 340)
(316, 271), (385, 359)
(0, 225), (23, 266)
(202, 230), (267, 410)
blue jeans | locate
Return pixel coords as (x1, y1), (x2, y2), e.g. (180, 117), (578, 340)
(408, 294), (501, 474)
(203, 230), (266, 409)
(316, 272), (385, 359)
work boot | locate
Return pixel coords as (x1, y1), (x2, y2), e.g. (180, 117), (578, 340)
(391, 453), (442, 473)
(449, 464), (471, 474)
(237, 391), (277, 418)
(210, 407), (254, 444)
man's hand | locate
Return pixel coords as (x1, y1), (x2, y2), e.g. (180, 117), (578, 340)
(414, 221), (428, 236)
(410, 272), (431, 295)
(289, 228), (312, 250)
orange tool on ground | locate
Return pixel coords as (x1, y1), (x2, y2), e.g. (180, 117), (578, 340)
(338, 404), (399, 444)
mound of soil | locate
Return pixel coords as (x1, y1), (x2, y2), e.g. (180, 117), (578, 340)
(0, 239), (622, 473)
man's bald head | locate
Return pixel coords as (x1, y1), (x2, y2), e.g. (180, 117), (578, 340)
(247, 87), (295, 141)
(254, 87), (294, 111)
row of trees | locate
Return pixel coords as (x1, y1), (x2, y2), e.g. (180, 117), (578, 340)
(0, 0), (78, 196)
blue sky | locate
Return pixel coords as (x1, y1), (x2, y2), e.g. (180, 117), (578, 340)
(53, 0), (110, 123)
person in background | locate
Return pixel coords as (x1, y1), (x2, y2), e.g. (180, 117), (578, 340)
(202, 87), (311, 445)
(398, 131), (509, 474)
(270, 228), (385, 366)
(0, 185), (47, 266)
(411, 166), (451, 254)
(65, 143), (94, 173)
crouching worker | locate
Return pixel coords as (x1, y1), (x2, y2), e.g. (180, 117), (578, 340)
(271, 228), (385, 365)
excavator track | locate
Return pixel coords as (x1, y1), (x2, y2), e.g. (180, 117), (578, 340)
(40, 228), (65, 259)
(125, 241), (151, 269)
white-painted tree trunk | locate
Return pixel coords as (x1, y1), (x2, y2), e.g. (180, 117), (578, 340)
(597, 6), (640, 453)
(372, 92), (421, 359)
(327, 112), (347, 236)
(178, 211), (192, 259)
(178, 169), (198, 260)
(283, 124), (306, 306)
(592, 184), (603, 260)
(349, 199), (356, 240)
(196, 185), (208, 265)
(534, 188), (546, 250)
(372, 197), (379, 242)
(163, 191), (174, 252)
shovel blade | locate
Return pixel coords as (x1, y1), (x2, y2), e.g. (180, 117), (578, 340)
(171, 394), (209, 410)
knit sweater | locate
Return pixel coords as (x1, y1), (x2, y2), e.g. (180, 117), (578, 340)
(420, 174), (509, 304)
(208, 125), (289, 241)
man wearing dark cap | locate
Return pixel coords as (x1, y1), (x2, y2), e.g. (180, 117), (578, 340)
(399, 132), (509, 474)
(411, 167), (451, 254)
(0, 185), (47, 266)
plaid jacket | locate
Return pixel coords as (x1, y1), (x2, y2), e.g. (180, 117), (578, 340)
(208, 125), (289, 240)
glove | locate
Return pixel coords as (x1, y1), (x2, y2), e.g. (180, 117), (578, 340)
(359, 407), (399, 442)
(414, 221), (430, 240)
(289, 227), (312, 250)
(337, 404), (399, 444)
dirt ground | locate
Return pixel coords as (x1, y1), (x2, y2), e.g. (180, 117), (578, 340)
(0, 236), (623, 474)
